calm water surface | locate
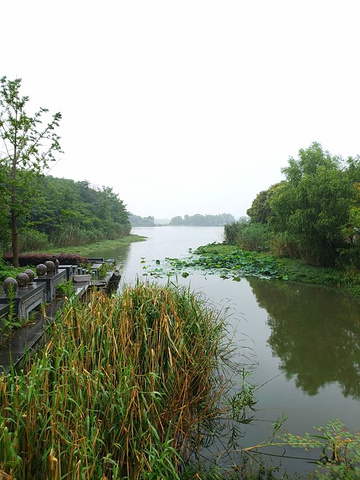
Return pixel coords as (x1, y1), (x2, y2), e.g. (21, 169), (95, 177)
(93, 226), (360, 476)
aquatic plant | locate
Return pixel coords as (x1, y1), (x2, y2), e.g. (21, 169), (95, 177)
(143, 247), (280, 281)
(242, 418), (360, 479)
(279, 420), (360, 479)
(141, 244), (352, 293)
(0, 281), (250, 479)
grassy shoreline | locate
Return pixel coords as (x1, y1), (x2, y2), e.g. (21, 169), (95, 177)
(157, 243), (360, 297)
(36, 233), (146, 256)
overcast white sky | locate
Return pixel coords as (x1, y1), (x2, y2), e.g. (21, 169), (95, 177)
(2, 1), (360, 220)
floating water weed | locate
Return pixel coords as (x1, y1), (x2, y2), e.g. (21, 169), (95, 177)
(0, 281), (244, 479)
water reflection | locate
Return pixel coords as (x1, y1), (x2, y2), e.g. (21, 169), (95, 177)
(248, 277), (360, 399)
(84, 243), (131, 271)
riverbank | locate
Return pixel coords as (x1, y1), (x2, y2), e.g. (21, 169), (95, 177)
(0, 234), (146, 281)
(41, 233), (360, 297)
(36, 233), (146, 257)
(164, 244), (360, 297)
(1, 228), (359, 478)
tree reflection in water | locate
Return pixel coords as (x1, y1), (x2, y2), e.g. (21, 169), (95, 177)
(248, 277), (360, 399)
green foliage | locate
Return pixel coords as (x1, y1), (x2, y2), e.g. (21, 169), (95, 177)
(0, 76), (62, 266)
(0, 175), (131, 252)
(142, 243), (355, 293)
(144, 246), (280, 280)
(246, 184), (281, 224)
(235, 223), (271, 252)
(0, 264), (23, 283)
(32, 176), (131, 247)
(224, 221), (246, 244)
(0, 77), (130, 256)
(224, 220), (271, 252)
(246, 142), (360, 268)
(270, 232), (300, 258)
(272, 164), (351, 265)
(55, 280), (76, 299)
(282, 142), (339, 183)
(97, 262), (110, 279)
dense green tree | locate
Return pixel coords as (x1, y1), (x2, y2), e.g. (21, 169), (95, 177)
(40, 178), (129, 246)
(1, 175), (132, 251)
(282, 141), (338, 184)
(343, 157), (360, 245)
(0, 77), (62, 266)
(236, 143), (360, 267)
(269, 143), (352, 265)
(246, 183), (281, 223)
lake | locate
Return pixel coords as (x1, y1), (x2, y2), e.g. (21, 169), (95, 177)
(89, 226), (360, 476)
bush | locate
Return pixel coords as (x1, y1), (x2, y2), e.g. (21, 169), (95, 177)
(270, 232), (300, 258)
(236, 223), (271, 251)
(225, 221), (271, 251)
(224, 220), (249, 245)
(336, 245), (360, 270)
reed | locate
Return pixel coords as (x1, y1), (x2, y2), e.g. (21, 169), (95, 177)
(0, 281), (231, 479)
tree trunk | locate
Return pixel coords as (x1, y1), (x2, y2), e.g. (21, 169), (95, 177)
(11, 122), (19, 268)
(11, 132), (19, 268)
(11, 208), (19, 268)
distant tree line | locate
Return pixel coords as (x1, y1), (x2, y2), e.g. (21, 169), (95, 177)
(0, 174), (131, 253)
(169, 213), (235, 226)
(129, 214), (155, 227)
(225, 142), (360, 268)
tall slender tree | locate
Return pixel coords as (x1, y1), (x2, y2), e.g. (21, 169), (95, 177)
(0, 77), (62, 266)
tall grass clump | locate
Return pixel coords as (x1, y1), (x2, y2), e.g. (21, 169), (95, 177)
(50, 224), (102, 247)
(0, 281), (233, 479)
(224, 221), (246, 245)
(18, 229), (50, 252)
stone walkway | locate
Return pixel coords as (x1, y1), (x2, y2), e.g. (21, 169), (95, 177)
(0, 281), (90, 374)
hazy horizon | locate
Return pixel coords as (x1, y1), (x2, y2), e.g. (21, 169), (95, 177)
(2, 1), (360, 219)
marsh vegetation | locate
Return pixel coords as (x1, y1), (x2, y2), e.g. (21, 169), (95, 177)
(0, 282), (257, 479)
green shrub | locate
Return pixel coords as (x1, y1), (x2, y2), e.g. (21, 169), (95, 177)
(224, 221), (271, 252)
(270, 232), (300, 258)
(55, 280), (76, 299)
(336, 245), (360, 270)
(235, 223), (271, 251)
(224, 221), (246, 244)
